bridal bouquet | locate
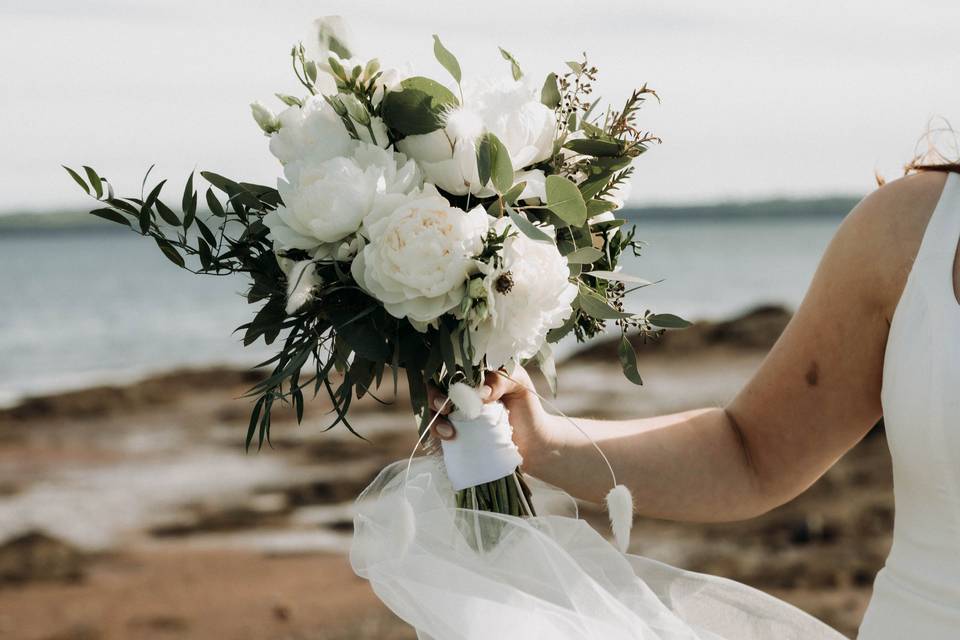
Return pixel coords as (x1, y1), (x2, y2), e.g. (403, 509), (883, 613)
(65, 17), (685, 522)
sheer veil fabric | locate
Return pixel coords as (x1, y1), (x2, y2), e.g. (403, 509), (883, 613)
(351, 458), (844, 639)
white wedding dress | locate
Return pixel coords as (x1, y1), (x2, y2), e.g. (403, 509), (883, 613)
(858, 172), (960, 638)
(350, 174), (960, 639)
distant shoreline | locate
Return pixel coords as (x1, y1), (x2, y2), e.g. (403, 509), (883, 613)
(0, 196), (861, 232)
(0, 305), (793, 422)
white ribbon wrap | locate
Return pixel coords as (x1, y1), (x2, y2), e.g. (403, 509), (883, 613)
(440, 401), (524, 491)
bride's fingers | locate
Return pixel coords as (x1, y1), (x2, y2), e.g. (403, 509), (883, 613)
(426, 383), (452, 415)
(430, 416), (455, 440)
(483, 370), (519, 403)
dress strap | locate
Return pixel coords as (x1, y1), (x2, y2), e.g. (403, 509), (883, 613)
(917, 173), (960, 263)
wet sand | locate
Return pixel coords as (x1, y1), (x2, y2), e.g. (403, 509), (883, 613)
(0, 306), (892, 638)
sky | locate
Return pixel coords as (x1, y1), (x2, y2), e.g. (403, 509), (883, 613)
(1, 0), (959, 213)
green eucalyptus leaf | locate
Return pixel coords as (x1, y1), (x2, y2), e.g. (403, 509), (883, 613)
(576, 290), (631, 319)
(541, 72), (561, 109)
(478, 132), (513, 194)
(618, 334), (643, 385)
(503, 181), (526, 204)
(432, 34), (461, 84)
(498, 47), (523, 80)
(564, 246), (603, 264)
(505, 205), (552, 243)
(566, 60), (583, 74)
(648, 313), (693, 329)
(586, 198), (619, 217)
(546, 312), (577, 343)
(546, 175), (587, 226)
(381, 76), (457, 135)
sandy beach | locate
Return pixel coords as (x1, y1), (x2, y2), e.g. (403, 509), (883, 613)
(0, 306), (892, 639)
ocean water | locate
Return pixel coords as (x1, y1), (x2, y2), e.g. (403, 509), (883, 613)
(0, 216), (840, 405)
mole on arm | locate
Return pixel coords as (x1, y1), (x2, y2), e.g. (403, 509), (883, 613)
(804, 361), (819, 387)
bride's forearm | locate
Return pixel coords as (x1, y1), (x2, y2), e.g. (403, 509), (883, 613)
(524, 407), (769, 522)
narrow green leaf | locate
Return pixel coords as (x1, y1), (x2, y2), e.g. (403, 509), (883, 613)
(154, 236), (185, 268)
(546, 175), (588, 226)
(505, 205), (552, 243)
(564, 246), (603, 264)
(143, 179), (166, 210)
(498, 47), (522, 80)
(63, 166), (89, 195)
(618, 334), (643, 385)
(245, 397), (265, 452)
(566, 60), (583, 74)
(648, 313), (693, 329)
(155, 200), (181, 226)
(206, 188), (225, 217)
(137, 205), (152, 234)
(182, 172), (195, 214)
(588, 270), (654, 285)
(195, 217), (218, 246)
(89, 208), (130, 227)
(564, 138), (622, 157)
(541, 72), (561, 109)
(432, 34), (461, 84)
(83, 166), (103, 199)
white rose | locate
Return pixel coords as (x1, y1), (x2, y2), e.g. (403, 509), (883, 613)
(352, 186), (489, 324)
(264, 142), (421, 251)
(397, 76), (556, 196)
(469, 218), (577, 369)
(268, 95), (354, 166)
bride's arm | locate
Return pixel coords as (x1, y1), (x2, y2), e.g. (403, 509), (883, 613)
(428, 172), (945, 522)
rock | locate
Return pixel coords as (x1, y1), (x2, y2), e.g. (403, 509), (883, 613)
(0, 531), (87, 585)
(572, 304), (793, 363)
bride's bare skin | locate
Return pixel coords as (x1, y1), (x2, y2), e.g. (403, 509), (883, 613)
(427, 171), (950, 522)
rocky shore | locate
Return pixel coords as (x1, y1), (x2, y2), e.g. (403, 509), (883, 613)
(0, 305), (892, 639)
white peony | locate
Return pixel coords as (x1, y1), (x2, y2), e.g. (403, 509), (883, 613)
(268, 95), (354, 166)
(396, 106), (490, 197)
(352, 186), (489, 325)
(470, 77), (555, 169)
(264, 142), (421, 252)
(397, 77), (556, 196)
(469, 218), (578, 369)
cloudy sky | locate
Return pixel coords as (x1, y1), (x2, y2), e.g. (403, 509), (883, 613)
(2, 0), (958, 213)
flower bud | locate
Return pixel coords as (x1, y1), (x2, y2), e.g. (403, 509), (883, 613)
(250, 102), (279, 134)
(467, 276), (486, 299)
(339, 94), (371, 126)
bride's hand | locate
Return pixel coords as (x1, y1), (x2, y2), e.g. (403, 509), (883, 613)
(426, 368), (554, 472)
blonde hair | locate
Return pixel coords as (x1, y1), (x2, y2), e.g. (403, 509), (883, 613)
(877, 118), (960, 186)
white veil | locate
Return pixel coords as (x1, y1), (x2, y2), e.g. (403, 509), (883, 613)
(350, 457), (845, 640)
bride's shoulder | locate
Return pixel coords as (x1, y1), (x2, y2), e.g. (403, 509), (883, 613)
(837, 171), (949, 313)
